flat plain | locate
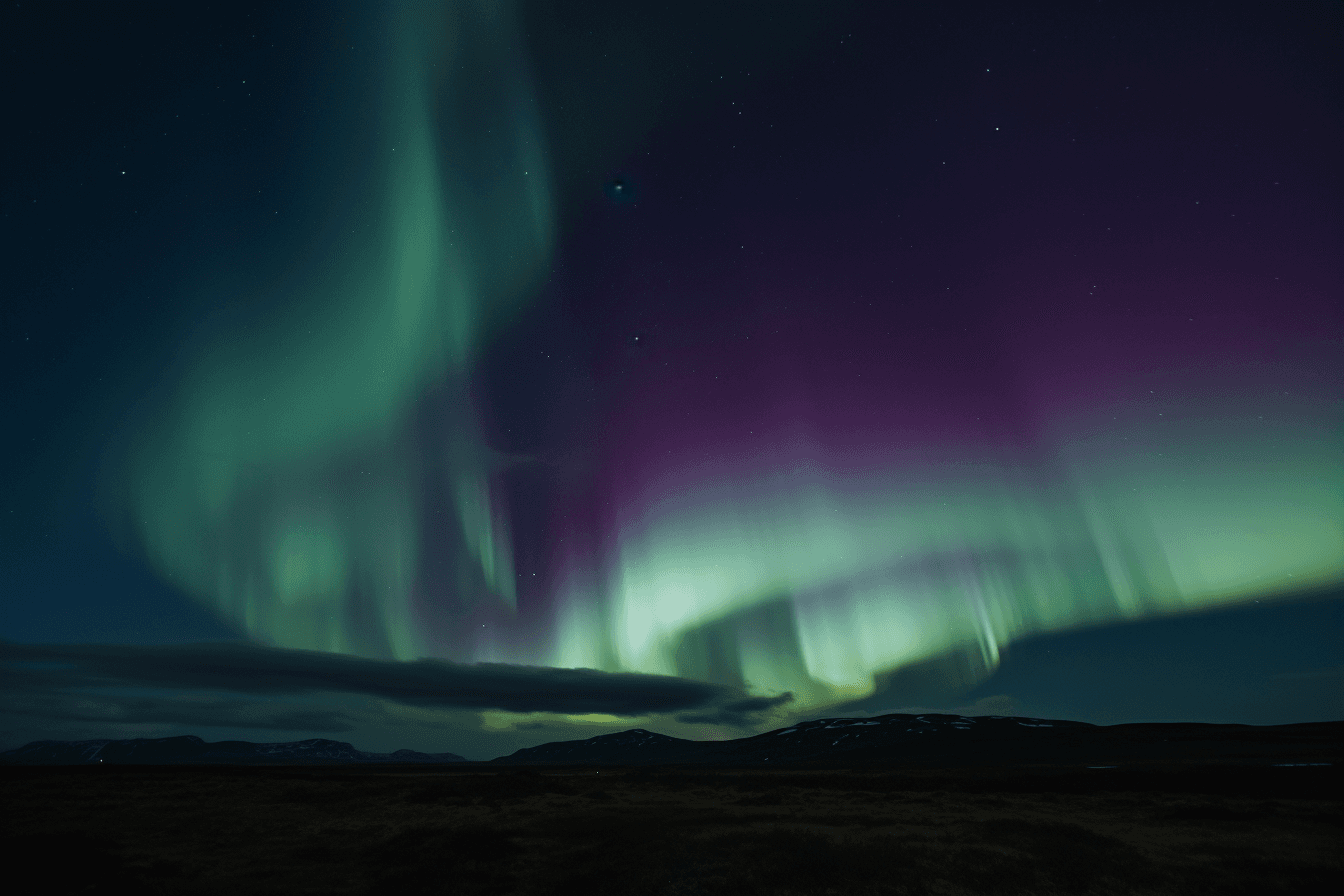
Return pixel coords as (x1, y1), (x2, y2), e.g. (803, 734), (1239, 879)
(2, 763), (1338, 895)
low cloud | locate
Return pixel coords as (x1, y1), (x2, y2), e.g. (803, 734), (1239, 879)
(676, 692), (796, 727)
(1, 690), (360, 732)
(953, 694), (1022, 717)
(1270, 666), (1344, 683)
(857, 694), (1022, 719)
(0, 640), (789, 726)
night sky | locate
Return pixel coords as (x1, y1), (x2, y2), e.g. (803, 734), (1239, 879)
(2, 1), (1341, 760)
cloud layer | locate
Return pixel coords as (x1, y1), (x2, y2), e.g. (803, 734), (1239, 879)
(0, 640), (791, 729)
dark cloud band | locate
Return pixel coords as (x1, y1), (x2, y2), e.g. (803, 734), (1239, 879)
(0, 641), (789, 721)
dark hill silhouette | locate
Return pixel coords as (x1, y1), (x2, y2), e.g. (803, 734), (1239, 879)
(490, 713), (1343, 768)
(496, 727), (698, 764)
(0, 735), (465, 766)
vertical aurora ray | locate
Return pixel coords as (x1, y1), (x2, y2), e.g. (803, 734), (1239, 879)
(123, 1), (552, 660)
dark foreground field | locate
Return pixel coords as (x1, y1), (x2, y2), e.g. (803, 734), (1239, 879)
(3, 763), (1339, 895)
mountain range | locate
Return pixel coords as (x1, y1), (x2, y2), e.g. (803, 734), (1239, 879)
(489, 714), (1342, 768)
(3, 714), (1339, 767)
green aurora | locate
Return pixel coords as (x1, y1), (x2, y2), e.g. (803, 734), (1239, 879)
(113, 1), (1343, 724)
(125, 2), (552, 660)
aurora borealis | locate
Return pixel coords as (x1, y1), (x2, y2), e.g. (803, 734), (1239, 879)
(3, 1), (1341, 758)
(123, 0), (554, 662)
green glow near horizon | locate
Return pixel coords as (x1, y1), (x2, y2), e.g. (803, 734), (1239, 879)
(546, 395), (1343, 710)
